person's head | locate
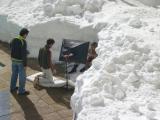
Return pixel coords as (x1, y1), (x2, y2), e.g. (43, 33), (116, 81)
(46, 38), (55, 48)
(19, 28), (29, 39)
(91, 42), (97, 49)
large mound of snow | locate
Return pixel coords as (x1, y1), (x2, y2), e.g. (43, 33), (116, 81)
(71, 1), (160, 120)
(1, 0), (160, 120)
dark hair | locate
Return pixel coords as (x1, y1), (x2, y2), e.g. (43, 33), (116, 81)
(47, 38), (55, 45)
(19, 28), (29, 36)
(91, 42), (97, 47)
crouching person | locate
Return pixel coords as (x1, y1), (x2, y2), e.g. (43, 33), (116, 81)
(37, 38), (56, 87)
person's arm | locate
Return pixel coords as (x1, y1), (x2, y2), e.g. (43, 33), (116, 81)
(21, 40), (28, 67)
(89, 49), (97, 58)
(38, 48), (42, 67)
(93, 52), (97, 58)
(48, 51), (56, 74)
(16, 40), (23, 60)
(63, 53), (74, 59)
(25, 41), (30, 55)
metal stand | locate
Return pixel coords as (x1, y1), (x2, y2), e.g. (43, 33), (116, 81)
(64, 59), (72, 89)
(64, 60), (69, 89)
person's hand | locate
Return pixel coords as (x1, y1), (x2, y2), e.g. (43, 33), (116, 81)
(64, 55), (69, 59)
(64, 53), (73, 58)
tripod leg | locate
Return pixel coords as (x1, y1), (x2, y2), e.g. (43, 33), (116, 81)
(65, 61), (69, 89)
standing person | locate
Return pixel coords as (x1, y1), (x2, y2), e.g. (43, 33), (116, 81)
(10, 28), (30, 95)
(37, 38), (56, 87)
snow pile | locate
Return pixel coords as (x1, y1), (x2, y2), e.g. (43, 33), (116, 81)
(71, 5), (160, 120)
(1, 0), (160, 120)
(0, 0), (105, 25)
(43, 0), (105, 16)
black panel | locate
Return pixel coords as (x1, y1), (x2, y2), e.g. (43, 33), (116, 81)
(59, 39), (89, 64)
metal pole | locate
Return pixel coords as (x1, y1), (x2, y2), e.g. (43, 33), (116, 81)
(65, 60), (69, 89)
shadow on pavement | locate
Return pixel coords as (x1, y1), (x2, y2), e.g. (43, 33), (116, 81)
(45, 87), (74, 109)
(12, 93), (43, 120)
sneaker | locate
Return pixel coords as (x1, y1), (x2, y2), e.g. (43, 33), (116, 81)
(10, 87), (18, 93)
(18, 91), (30, 95)
(80, 67), (86, 72)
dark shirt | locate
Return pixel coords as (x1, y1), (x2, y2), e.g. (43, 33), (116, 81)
(10, 37), (28, 66)
(38, 46), (51, 69)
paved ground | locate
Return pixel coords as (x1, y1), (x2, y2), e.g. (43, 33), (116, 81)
(0, 41), (73, 120)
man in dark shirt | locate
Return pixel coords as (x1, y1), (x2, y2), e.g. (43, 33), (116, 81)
(10, 28), (30, 95)
(38, 39), (56, 87)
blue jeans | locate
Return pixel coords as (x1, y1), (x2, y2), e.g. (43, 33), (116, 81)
(10, 62), (26, 93)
